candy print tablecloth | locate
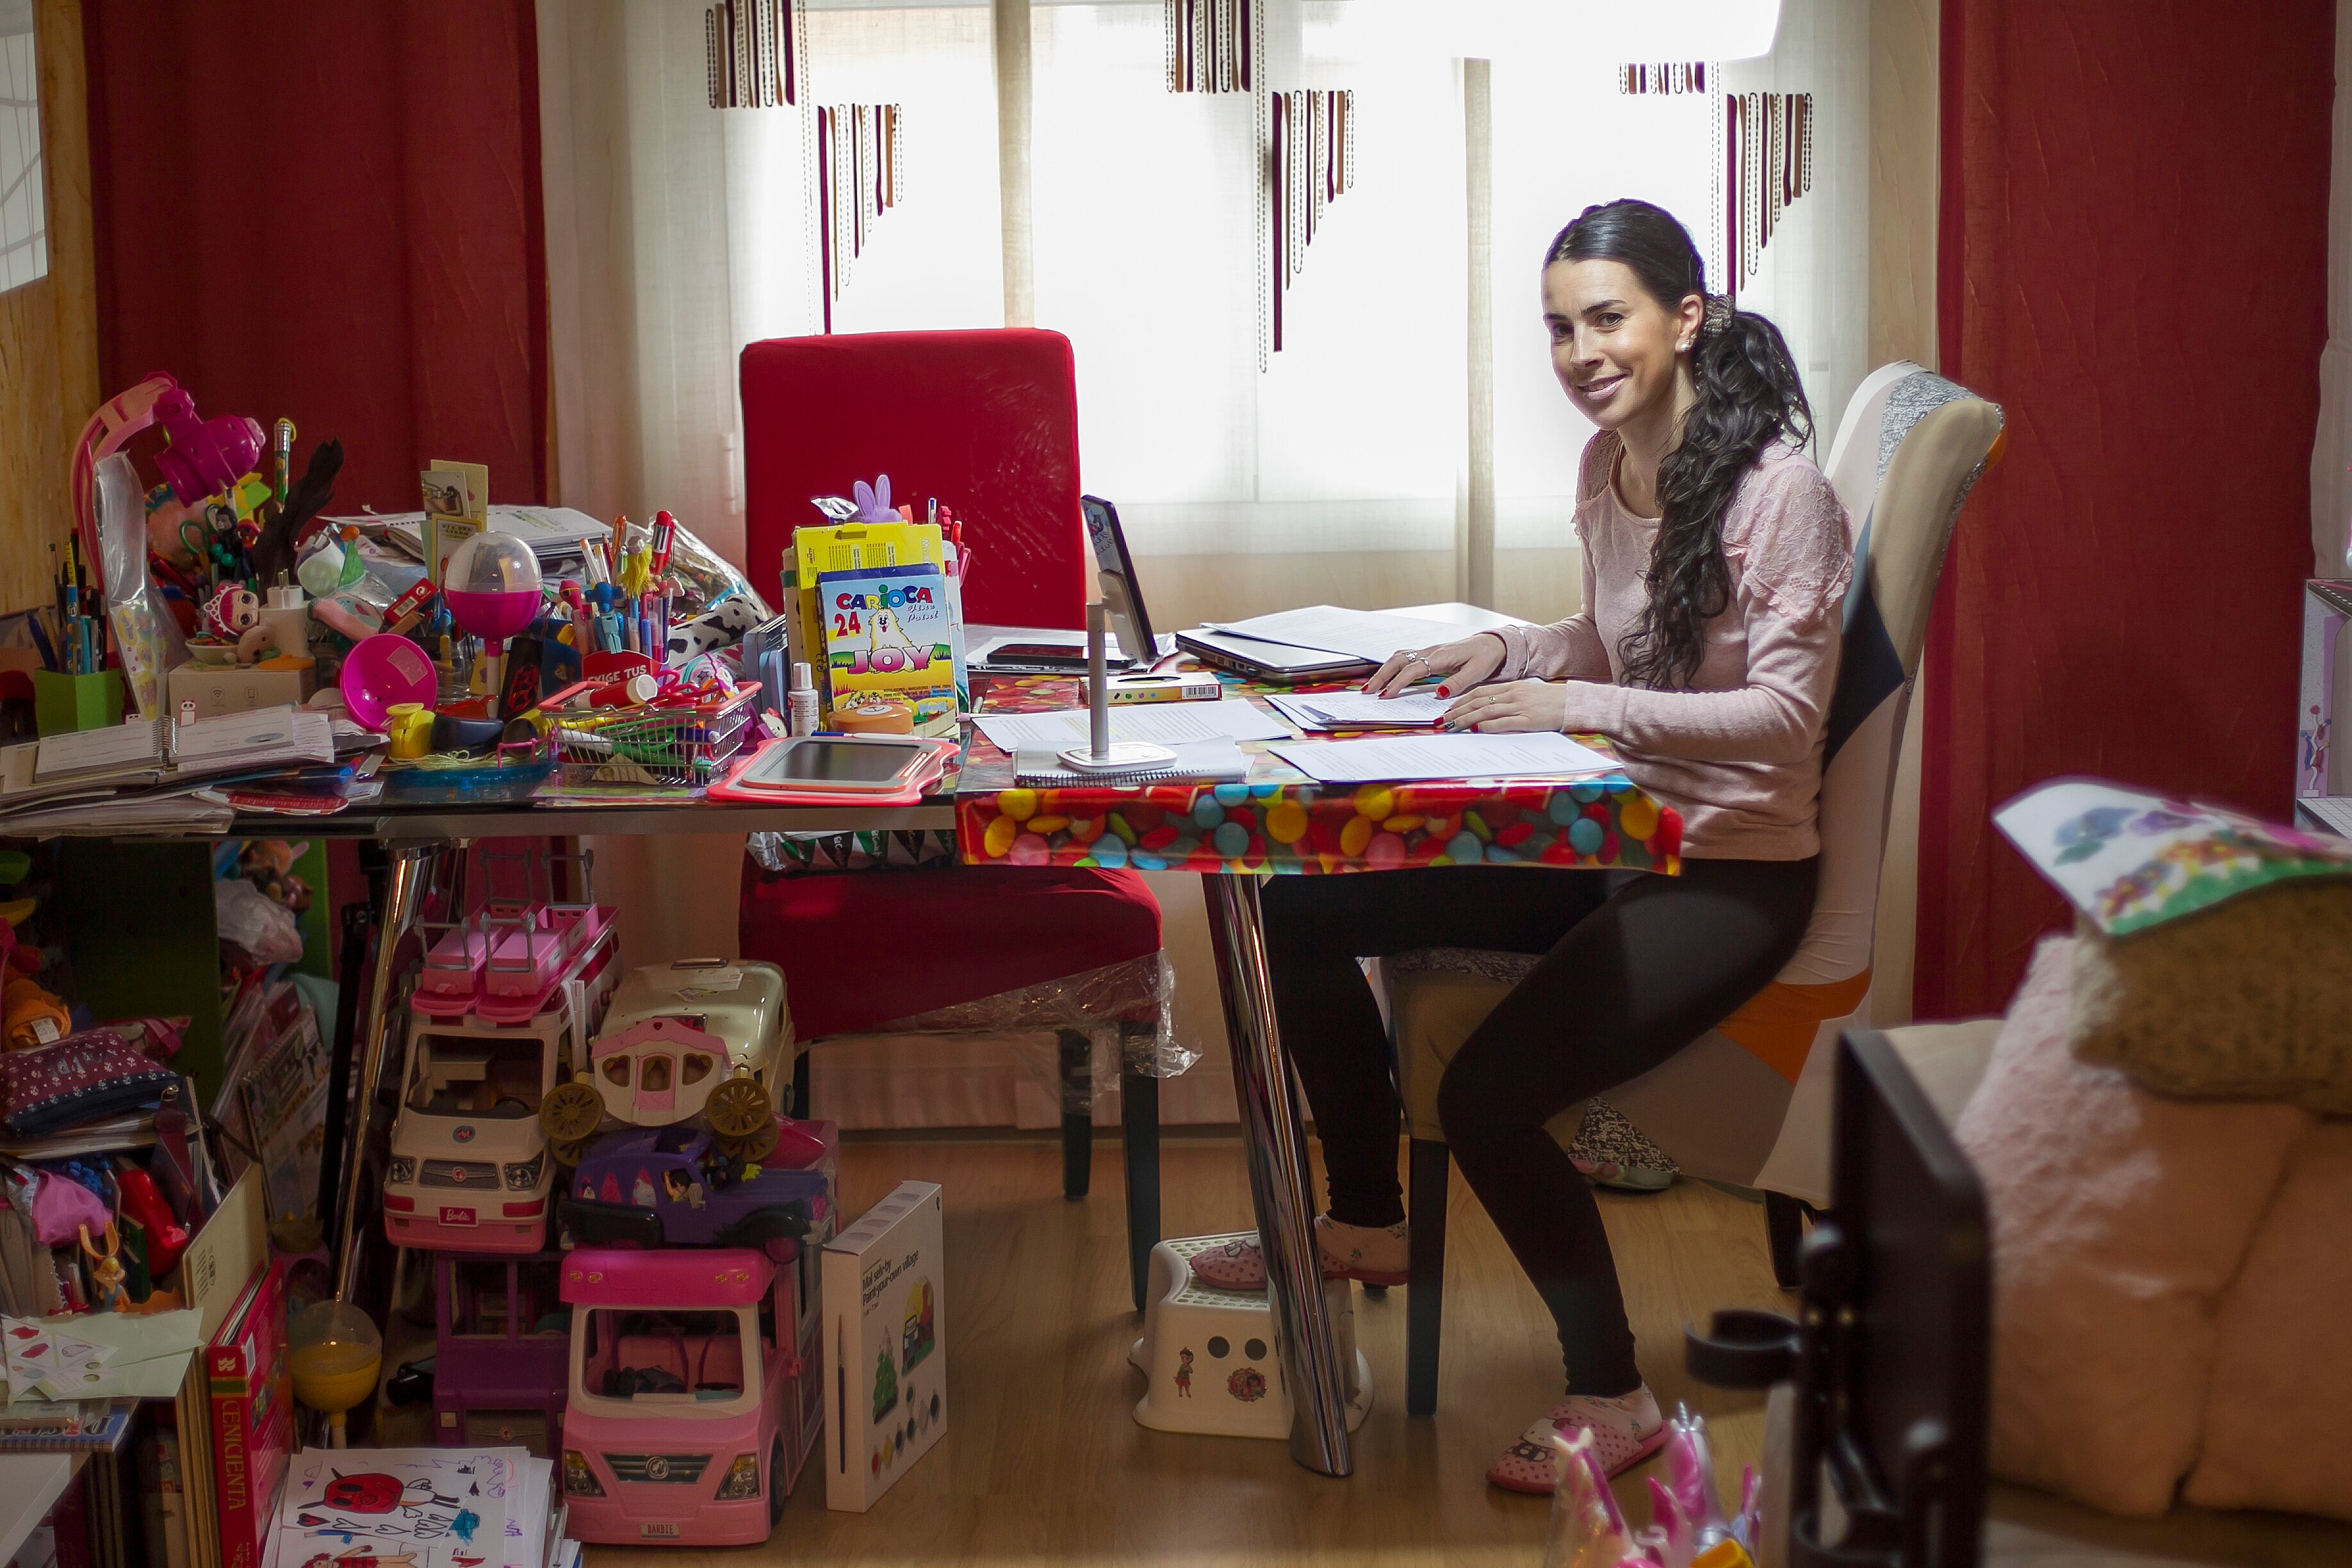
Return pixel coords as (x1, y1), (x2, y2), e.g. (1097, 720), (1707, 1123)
(953, 673), (1681, 876)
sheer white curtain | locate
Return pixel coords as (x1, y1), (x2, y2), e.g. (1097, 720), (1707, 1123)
(543, 0), (1868, 585)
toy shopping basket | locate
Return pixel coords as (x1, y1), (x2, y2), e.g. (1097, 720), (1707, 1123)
(551, 685), (759, 787)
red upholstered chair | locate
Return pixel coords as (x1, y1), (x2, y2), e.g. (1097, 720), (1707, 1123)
(737, 329), (1168, 1307)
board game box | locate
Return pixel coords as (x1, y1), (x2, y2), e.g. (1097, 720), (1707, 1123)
(821, 1182), (944, 1512)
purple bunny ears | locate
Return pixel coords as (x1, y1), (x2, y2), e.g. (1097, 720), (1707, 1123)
(852, 474), (895, 522)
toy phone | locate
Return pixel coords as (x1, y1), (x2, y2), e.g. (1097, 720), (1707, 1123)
(730, 734), (940, 793)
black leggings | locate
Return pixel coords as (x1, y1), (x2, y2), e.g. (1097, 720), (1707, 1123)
(1259, 857), (1817, 1397)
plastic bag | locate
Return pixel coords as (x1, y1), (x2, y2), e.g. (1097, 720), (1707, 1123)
(615, 514), (771, 623)
(872, 952), (1196, 1090)
(213, 878), (304, 967)
(96, 452), (187, 719)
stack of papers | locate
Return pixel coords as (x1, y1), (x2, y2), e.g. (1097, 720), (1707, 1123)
(0, 706), (347, 835)
(336, 505), (614, 562)
(1270, 731), (1615, 784)
(971, 699), (1289, 753)
(1200, 606), (1482, 664)
(1266, 690), (1450, 731)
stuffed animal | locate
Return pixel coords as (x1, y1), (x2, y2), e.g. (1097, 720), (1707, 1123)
(664, 594), (764, 666)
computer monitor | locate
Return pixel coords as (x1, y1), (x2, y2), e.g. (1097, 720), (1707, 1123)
(1686, 1028), (1989, 1568)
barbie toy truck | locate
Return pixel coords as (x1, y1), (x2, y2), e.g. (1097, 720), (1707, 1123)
(558, 1243), (824, 1545)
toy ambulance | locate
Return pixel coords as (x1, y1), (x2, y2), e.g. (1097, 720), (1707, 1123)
(386, 965), (618, 1254)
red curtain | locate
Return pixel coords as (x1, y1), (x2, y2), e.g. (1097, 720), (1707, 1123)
(82, 1), (547, 512)
(1917, 0), (2335, 1019)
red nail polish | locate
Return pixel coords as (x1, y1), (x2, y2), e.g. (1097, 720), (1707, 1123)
(1437, 686), (1450, 698)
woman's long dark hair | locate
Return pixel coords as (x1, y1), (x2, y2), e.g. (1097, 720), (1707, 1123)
(1546, 199), (1811, 689)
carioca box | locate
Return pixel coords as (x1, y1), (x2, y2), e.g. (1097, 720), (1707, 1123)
(821, 1181), (944, 1512)
(816, 564), (957, 736)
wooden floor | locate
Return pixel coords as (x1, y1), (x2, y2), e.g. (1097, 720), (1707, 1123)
(587, 1131), (1790, 1567)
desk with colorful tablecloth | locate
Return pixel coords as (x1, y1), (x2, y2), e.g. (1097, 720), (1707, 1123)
(955, 670), (1681, 1476)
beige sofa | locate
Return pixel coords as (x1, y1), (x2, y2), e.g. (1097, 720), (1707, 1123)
(1834, 1022), (2352, 1566)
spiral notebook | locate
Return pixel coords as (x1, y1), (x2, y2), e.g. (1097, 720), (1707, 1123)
(1012, 739), (1250, 786)
(32, 705), (334, 785)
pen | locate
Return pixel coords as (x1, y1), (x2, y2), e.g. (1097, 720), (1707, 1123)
(273, 418), (297, 506)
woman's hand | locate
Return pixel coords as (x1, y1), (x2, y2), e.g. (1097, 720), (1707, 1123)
(1442, 679), (1570, 733)
(1362, 633), (1507, 698)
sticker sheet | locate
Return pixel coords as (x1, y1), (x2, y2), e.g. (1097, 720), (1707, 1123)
(1994, 778), (2352, 936)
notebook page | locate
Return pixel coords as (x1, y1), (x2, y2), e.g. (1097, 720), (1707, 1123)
(972, 699), (1289, 752)
(1286, 691), (1450, 726)
(1200, 607), (1480, 664)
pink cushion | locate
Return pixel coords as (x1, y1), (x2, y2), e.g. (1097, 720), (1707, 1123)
(2185, 1120), (2352, 1520)
(1952, 936), (2314, 1515)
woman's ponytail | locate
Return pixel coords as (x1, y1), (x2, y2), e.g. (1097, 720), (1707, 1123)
(1546, 200), (1812, 689)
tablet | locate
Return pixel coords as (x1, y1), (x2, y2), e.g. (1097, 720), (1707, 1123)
(731, 735), (938, 793)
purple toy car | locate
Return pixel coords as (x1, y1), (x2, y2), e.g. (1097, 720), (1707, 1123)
(559, 1119), (837, 1259)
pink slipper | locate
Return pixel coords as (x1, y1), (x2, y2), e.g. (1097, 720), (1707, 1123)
(1188, 1221), (1410, 1292)
(1487, 1390), (1667, 1495)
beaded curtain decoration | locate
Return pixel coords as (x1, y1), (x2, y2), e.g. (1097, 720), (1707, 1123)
(1621, 63), (1813, 306)
(1166, 0), (1253, 94)
(1726, 90), (1813, 304)
(815, 103), (905, 333)
(704, 0), (803, 110)
(1267, 88), (1355, 356)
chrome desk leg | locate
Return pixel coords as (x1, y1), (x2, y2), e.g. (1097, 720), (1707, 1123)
(1202, 873), (1352, 1477)
(332, 842), (446, 1303)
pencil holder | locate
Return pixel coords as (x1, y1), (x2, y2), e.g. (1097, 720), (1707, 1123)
(33, 669), (124, 736)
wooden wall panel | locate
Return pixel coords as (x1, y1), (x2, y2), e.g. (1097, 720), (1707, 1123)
(1868, 0), (1939, 371)
(0, 0), (95, 617)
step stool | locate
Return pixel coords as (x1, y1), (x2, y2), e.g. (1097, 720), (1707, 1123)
(1128, 1232), (1373, 1439)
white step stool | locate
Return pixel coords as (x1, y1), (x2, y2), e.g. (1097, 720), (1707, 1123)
(1129, 1232), (1373, 1439)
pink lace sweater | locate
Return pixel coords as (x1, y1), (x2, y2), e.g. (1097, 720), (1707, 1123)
(1487, 432), (1854, 861)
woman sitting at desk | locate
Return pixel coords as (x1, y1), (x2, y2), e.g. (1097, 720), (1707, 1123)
(1192, 199), (1850, 1492)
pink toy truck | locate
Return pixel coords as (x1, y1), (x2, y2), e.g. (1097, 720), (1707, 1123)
(559, 1244), (824, 1545)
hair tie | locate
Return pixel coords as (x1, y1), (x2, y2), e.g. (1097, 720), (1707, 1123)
(1701, 294), (1734, 340)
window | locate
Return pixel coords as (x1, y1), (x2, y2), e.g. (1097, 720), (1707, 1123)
(0, 0), (47, 293)
(409, 1036), (548, 1116)
(579, 1309), (751, 1401)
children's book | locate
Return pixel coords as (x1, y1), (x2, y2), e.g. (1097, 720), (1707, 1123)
(207, 1261), (291, 1568)
(0, 1397), (135, 1451)
(815, 564), (957, 738)
(821, 1182), (944, 1513)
